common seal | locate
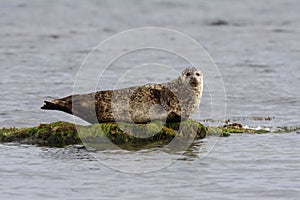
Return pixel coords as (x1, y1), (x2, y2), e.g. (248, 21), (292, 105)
(41, 67), (203, 123)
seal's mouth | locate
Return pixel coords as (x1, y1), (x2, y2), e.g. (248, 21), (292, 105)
(189, 79), (199, 87)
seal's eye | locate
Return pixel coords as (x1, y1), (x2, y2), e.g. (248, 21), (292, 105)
(196, 73), (200, 76)
(186, 72), (191, 77)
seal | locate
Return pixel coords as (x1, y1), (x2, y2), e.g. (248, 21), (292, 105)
(41, 67), (203, 124)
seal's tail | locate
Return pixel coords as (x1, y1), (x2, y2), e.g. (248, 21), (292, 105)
(41, 98), (73, 114)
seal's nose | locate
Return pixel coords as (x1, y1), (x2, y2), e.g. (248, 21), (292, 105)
(189, 77), (198, 86)
(190, 77), (197, 81)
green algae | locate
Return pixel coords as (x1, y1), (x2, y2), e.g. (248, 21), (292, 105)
(220, 123), (270, 135)
(76, 120), (207, 150)
(205, 122), (271, 137)
(0, 121), (81, 147)
(0, 120), (280, 148)
(0, 120), (207, 148)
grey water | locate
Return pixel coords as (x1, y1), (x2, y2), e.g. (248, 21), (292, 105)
(0, 0), (300, 199)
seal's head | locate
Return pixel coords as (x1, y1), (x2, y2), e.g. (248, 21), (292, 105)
(181, 67), (203, 88)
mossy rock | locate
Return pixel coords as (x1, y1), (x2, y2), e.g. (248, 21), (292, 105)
(78, 120), (208, 150)
(221, 123), (270, 135)
(0, 121), (81, 147)
(0, 120), (207, 149)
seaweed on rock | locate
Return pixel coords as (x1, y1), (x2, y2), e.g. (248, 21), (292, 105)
(0, 120), (207, 148)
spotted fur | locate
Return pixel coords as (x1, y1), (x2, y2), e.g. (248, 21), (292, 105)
(41, 68), (203, 124)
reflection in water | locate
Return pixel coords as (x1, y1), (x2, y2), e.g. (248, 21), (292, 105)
(39, 138), (210, 162)
(40, 145), (95, 161)
(180, 140), (206, 161)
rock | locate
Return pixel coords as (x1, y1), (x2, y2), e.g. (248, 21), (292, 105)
(0, 120), (208, 149)
(220, 123), (269, 134)
(0, 121), (80, 147)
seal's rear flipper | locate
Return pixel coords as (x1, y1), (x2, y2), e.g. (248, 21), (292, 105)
(41, 101), (58, 110)
(41, 100), (72, 114)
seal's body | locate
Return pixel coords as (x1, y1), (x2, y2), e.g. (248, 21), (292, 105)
(42, 68), (203, 124)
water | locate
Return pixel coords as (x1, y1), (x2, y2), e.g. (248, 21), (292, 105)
(1, 134), (299, 200)
(0, 0), (300, 199)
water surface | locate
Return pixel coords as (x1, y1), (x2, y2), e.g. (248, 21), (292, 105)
(0, 0), (299, 199)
